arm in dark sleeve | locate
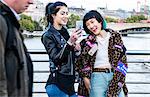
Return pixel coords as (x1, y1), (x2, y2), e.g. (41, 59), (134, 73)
(75, 40), (92, 79)
(41, 33), (74, 65)
(0, 15), (8, 97)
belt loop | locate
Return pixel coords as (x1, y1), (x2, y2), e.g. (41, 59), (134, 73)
(108, 68), (111, 73)
(106, 68), (110, 73)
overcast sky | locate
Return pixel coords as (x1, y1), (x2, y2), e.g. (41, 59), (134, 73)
(40, 0), (150, 11)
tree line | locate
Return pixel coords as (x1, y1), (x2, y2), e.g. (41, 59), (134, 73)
(19, 14), (43, 32)
(19, 14), (148, 32)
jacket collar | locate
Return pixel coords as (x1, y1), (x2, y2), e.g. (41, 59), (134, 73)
(1, 0), (20, 20)
(48, 24), (61, 36)
(0, 1), (20, 30)
(48, 24), (68, 37)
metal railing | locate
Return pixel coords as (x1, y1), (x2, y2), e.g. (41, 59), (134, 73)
(29, 49), (150, 97)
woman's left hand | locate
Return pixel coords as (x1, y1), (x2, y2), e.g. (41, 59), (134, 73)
(74, 43), (81, 51)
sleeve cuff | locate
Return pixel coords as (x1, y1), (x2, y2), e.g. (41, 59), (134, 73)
(67, 41), (73, 46)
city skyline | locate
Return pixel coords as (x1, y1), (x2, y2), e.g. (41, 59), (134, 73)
(40, 0), (150, 11)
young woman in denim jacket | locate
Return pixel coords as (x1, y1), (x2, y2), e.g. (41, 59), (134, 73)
(76, 10), (128, 97)
(41, 1), (82, 97)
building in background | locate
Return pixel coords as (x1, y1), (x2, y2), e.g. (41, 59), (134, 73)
(140, 5), (150, 15)
(23, 0), (150, 23)
(97, 7), (132, 20)
(23, 0), (45, 22)
(68, 7), (85, 19)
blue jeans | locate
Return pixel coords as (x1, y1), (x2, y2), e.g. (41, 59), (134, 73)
(90, 72), (125, 97)
(46, 84), (77, 97)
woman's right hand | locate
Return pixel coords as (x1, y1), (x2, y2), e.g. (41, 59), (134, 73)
(68, 29), (82, 46)
(83, 77), (91, 94)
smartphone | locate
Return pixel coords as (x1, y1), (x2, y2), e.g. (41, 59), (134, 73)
(76, 21), (88, 36)
(76, 21), (83, 30)
(75, 21), (88, 43)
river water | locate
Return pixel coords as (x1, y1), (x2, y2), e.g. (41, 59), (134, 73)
(24, 33), (150, 50)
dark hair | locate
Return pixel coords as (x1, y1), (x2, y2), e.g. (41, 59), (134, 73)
(45, 3), (53, 16)
(45, 1), (67, 24)
(83, 10), (105, 34)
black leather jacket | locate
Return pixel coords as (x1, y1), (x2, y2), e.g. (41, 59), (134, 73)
(41, 25), (75, 76)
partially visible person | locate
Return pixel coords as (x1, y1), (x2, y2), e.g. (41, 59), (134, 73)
(41, 1), (82, 97)
(75, 10), (128, 97)
(0, 0), (33, 97)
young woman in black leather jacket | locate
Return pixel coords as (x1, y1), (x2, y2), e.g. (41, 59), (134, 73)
(41, 1), (82, 97)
